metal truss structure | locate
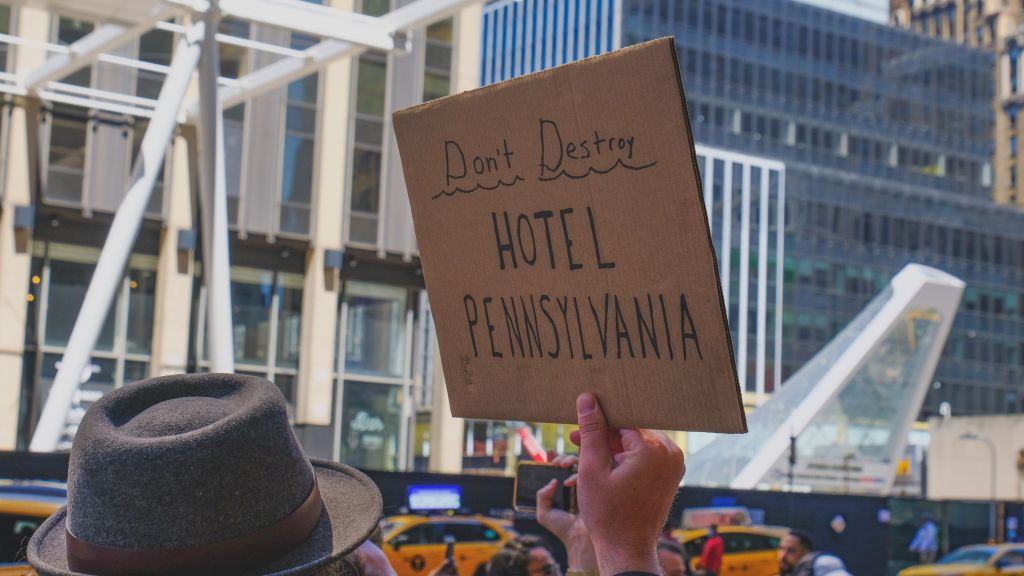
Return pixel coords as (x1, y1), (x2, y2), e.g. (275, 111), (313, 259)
(23, 0), (479, 451)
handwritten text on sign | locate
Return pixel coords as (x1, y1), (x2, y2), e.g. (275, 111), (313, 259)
(435, 118), (703, 363)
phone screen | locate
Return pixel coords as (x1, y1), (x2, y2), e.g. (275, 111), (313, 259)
(514, 463), (575, 512)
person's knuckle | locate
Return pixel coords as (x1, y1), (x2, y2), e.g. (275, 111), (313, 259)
(578, 420), (605, 436)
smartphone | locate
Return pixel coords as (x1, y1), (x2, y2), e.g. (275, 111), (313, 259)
(513, 462), (577, 513)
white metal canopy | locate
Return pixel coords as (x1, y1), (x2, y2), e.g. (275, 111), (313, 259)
(24, 0), (481, 452)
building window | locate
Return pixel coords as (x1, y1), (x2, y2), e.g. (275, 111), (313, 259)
(217, 18), (250, 226)
(44, 104), (89, 205)
(335, 281), (416, 471)
(349, 51), (387, 245)
(278, 5), (321, 236)
(341, 282), (408, 378)
(219, 18), (252, 79)
(424, 19), (453, 102)
(1010, 46), (1020, 94)
(43, 17), (97, 205)
(194, 266), (303, 412)
(20, 242), (156, 448)
(129, 119), (167, 217)
(224, 104), (245, 225)
(0, 5), (10, 72)
(338, 380), (403, 470)
(56, 17), (95, 87)
(280, 70), (318, 236)
(136, 27), (174, 99)
(347, 0), (391, 245)
(362, 0), (390, 16)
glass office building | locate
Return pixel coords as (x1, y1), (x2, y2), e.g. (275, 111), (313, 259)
(483, 0), (1024, 420)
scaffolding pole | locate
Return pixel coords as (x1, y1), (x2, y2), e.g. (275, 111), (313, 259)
(197, 2), (235, 373)
(30, 22), (206, 452)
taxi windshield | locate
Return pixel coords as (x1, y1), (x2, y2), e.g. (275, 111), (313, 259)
(937, 548), (996, 565)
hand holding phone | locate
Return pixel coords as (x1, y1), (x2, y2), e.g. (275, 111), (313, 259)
(513, 462), (577, 513)
(519, 456), (598, 572)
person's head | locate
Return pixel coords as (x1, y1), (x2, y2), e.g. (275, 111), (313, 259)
(778, 530), (814, 571)
(487, 536), (561, 576)
(526, 546), (560, 576)
(708, 524), (719, 536)
(27, 373), (383, 576)
(486, 548), (530, 576)
(518, 535), (559, 576)
(657, 540), (688, 576)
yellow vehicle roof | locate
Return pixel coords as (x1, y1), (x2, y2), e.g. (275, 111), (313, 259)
(0, 497), (62, 517)
(0, 481), (66, 517)
(673, 525), (790, 542)
(386, 514), (508, 526)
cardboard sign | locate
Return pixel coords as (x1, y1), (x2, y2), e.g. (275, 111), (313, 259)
(393, 38), (746, 433)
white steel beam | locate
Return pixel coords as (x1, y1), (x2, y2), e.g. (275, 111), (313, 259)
(200, 0), (481, 113)
(156, 21), (307, 59)
(21, 2), (179, 93)
(29, 22), (206, 452)
(219, 0), (402, 53)
(197, 2), (236, 373)
(215, 40), (360, 112)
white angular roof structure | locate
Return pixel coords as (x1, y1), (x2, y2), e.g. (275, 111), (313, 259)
(685, 264), (964, 495)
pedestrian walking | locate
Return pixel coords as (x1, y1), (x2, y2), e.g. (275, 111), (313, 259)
(909, 514), (939, 564)
(698, 525), (724, 576)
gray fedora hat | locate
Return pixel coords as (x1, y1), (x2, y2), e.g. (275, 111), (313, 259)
(28, 373), (382, 576)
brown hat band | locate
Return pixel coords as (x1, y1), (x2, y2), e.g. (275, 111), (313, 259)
(66, 479), (324, 575)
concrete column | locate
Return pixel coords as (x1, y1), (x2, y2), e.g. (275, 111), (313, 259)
(452, 4), (483, 98)
(427, 3), (482, 474)
(956, 2), (964, 44)
(295, 0), (354, 426)
(0, 7), (50, 448)
(149, 129), (196, 377)
(428, 349), (464, 474)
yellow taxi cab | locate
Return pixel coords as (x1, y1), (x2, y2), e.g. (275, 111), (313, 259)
(0, 481), (66, 576)
(382, 515), (514, 576)
(898, 544), (1024, 576)
(674, 525), (789, 576)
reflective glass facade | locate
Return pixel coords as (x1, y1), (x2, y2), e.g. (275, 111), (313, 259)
(482, 0), (1024, 419)
(481, 0), (620, 85)
(695, 147), (785, 396)
(633, 0), (1020, 419)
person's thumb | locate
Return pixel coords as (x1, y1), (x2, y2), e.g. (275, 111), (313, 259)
(576, 393), (611, 470)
